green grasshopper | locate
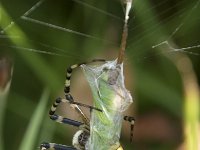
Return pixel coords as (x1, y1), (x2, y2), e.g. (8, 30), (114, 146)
(82, 59), (134, 150)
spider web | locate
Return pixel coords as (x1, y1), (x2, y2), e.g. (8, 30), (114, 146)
(126, 0), (200, 63)
(0, 0), (126, 62)
(0, 0), (199, 62)
(151, 0), (200, 56)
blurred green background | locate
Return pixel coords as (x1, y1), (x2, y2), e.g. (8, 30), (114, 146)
(0, 0), (200, 150)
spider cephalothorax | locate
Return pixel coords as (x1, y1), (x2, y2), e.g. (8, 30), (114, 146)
(72, 128), (89, 150)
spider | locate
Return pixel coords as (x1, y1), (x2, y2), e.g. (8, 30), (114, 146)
(40, 59), (135, 150)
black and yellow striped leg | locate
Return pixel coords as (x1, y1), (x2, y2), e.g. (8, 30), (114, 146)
(49, 97), (84, 127)
(63, 59), (105, 123)
(40, 142), (76, 150)
(124, 116), (135, 142)
(49, 95), (101, 125)
(64, 59), (106, 95)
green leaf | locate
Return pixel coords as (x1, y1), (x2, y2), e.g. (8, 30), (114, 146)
(19, 88), (49, 150)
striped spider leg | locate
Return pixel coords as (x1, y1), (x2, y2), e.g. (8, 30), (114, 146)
(124, 116), (135, 142)
(64, 58), (105, 123)
(40, 96), (93, 150)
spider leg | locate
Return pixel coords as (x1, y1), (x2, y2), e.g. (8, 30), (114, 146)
(49, 97), (84, 127)
(123, 115), (135, 142)
(64, 59), (105, 95)
(64, 59), (106, 96)
(49, 96), (94, 125)
(62, 59), (105, 123)
(40, 142), (76, 150)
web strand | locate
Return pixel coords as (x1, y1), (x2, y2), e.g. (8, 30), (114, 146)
(21, 16), (116, 45)
(71, 0), (123, 21)
(129, 0), (185, 32)
(9, 45), (67, 57)
(152, 41), (200, 56)
(23, 0), (46, 17)
(8, 45), (87, 60)
(127, 6), (187, 49)
(0, 22), (15, 34)
(128, 0), (169, 26)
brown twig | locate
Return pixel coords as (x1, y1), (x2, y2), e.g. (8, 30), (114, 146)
(117, 0), (132, 64)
